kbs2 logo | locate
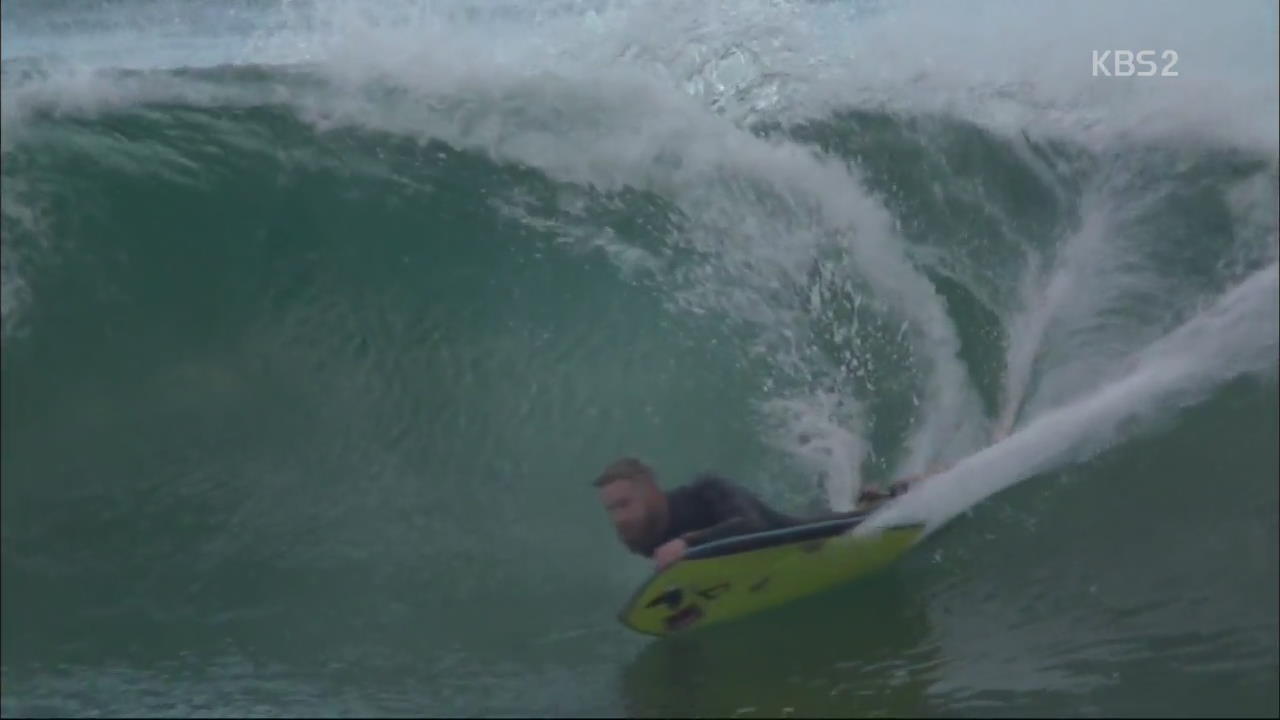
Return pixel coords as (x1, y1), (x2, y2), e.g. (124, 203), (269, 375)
(1092, 50), (1180, 77)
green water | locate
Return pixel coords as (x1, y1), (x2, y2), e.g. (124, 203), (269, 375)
(2, 1), (1278, 716)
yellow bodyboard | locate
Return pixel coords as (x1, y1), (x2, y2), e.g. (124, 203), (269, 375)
(618, 515), (925, 636)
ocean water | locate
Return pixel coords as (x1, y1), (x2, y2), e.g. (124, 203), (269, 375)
(2, 0), (1277, 717)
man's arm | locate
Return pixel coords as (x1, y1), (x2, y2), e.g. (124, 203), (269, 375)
(678, 476), (795, 548)
(680, 516), (754, 548)
(854, 466), (951, 510)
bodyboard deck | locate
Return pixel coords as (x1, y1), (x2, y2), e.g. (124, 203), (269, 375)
(618, 510), (926, 636)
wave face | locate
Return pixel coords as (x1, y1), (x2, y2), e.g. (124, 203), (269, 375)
(3, 0), (1277, 716)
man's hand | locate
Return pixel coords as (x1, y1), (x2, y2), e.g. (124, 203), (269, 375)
(888, 477), (915, 496)
(887, 464), (950, 496)
(653, 538), (688, 571)
(856, 486), (890, 505)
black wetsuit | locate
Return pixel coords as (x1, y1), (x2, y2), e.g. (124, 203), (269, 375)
(637, 474), (813, 557)
(634, 472), (910, 558)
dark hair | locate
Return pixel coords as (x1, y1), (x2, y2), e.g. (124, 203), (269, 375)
(593, 457), (655, 488)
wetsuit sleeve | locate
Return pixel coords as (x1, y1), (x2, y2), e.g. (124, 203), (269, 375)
(678, 476), (797, 548)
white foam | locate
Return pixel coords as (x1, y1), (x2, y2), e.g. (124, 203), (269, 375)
(3, 0), (1275, 511)
(5, 0), (1276, 157)
(858, 262), (1279, 537)
(795, 0), (1280, 157)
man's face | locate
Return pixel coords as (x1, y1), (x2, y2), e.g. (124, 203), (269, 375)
(599, 477), (659, 553)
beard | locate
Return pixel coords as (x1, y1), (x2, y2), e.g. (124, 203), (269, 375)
(621, 510), (665, 556)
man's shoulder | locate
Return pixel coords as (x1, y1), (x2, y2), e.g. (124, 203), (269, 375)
(688, 473), (753, 498)
(665, 473), (736, 500)
(688, 471), (731, 487)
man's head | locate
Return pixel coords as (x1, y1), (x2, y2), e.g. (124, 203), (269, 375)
(594, 457), (668, 554)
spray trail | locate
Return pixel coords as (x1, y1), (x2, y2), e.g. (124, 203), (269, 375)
(860, 261), (1278, 537)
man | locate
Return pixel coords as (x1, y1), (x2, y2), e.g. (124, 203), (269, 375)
(594, 457), (920, 571)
